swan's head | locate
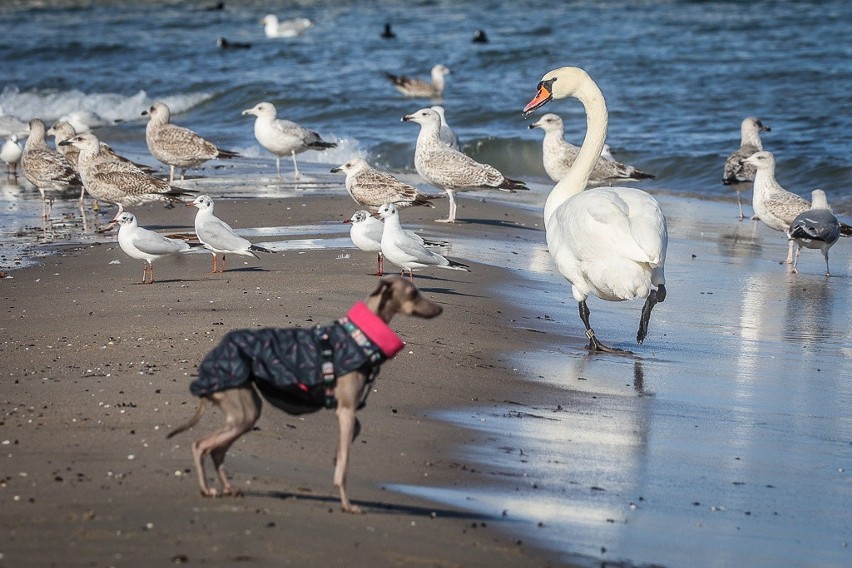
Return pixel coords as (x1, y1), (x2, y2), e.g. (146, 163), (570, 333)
(523, 66), (591, 116)
(242, 101), (276, 118)
(743, 150), (775, 171)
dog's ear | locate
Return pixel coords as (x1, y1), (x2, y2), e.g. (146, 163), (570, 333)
(369, 277), (396, 298)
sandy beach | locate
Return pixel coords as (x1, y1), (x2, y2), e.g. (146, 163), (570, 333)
(1, 167), (850, 567)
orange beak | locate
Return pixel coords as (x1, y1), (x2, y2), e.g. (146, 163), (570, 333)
(523, 81), (553, 116)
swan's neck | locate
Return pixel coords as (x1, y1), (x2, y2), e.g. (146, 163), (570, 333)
(544, 80), (608, 225)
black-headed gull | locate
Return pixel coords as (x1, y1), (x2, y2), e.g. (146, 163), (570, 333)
(242, 102), (336, 180)
(376, 203), (469, 281)
(331, 158), (441, 210)
(189, 195), (273, 273)
(403, 107), (528, 223)
(1, 134), (22, 176)
(112, 211), (192, 284)
(143, 102), (239, 183)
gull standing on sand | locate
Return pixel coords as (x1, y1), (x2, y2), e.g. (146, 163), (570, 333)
(21, 119), (81, 218)
(787, 190), (842, 276)
(1, 134), (22, 176)
(744, 151), (810, 265)
(345, 210), (386, 275)
(261, 14), (313, 38)
(403, 107), (528, 223)
(528, 113), (654, 184)
(112, 211), (192, 284)
(430, 106), (460, 150)
(143, 102), (239, 183)
(189, 195), (272, 273)
(385, 65), (451, 99)
(377, 203), (470, 281)
(523, 66), (668, 352)
(331, 158), (441, 209)
(60, 132), (194, 212)
(723, 117), (771, 218)
(242, 102), (337, 180)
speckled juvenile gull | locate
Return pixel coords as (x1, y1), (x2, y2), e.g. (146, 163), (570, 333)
(385, 64), (450, 98)
(403, 107), (528, 223)
(331, 158), (441, 210)
(48, 121), (154, 175)
(112, 211), (192, 284)
(744, 150), (810, 265)
(261, 14), (313, 38)
(143, 102), (239, 183)
(1, 134), (22, 176)
(61, 132), (194, 213)
(189, 195), (272, 273)
(345, 210), (386, 275)
(242, 102), (336, 180)
(21, 119), (82, 218)
(528, 113), (654, 185)
(787, 190), (842, 276)
(722, 117), (771, 218)
(430, 106), (460, 150)
(377, 203), (469, 280)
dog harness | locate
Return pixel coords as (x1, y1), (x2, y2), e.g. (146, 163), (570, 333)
(189, 302), (404, 415)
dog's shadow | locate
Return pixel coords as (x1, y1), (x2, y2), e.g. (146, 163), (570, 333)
(248, 490), (495, 521)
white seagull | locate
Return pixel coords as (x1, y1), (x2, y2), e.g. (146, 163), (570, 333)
(242, 101), (336, 180)
(744, 151), (810, 265)
(385, 64), (451, 98)
(261, 14), (313, 38)
(331, 158), (441, 209)
(1, 134), (22, 176)
(376, 203), (469, 281)
(787, 190), (842, 276)
(189, 195), (272, 273)
(723, 117), (772, 218)
(403, 107), (528, 223)
(143, 102), (239, 183)
(528, 112), (654, 184)
(523, 66), (668, 352)
(112, 211), (192, 284)
(345, 210), (386, 275)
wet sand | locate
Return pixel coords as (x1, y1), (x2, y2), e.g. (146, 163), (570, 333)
(1, 167), (850, 567)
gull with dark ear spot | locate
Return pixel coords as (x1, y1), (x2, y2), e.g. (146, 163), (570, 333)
(189, 195), (273, 273)
(787, 190), (842, 276)
(111, 211), (192, 284)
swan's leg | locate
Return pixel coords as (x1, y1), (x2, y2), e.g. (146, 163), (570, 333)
(578, 300), (622, 353)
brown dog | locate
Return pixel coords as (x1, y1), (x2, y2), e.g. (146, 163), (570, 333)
(168, 276), (442, 513)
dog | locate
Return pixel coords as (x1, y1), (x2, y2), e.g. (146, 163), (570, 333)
(168, 276), (442, 513)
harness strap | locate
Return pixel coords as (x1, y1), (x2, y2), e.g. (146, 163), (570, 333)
(315, 327), (338, 409)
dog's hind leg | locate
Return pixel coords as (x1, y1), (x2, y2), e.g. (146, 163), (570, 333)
(333, 373), (368, 514)
(192, 387), (262, 497)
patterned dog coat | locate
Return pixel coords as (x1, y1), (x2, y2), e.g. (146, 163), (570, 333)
(189, 302), (405, 415)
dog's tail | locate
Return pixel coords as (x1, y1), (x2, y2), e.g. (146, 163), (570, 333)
(166, 399), (209, 439)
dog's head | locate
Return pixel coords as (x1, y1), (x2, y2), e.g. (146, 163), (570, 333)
(369, 276), (443, 322)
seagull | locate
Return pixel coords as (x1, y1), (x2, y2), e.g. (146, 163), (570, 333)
(430, 105), (460, 150)
(529, 113), (654, 185)
(787, 190), (842, 276)
(21, 119), (82, 218)
(1, 134), (22, 176)
(331, 158), (442, 209)
(143, 101), (239, 183)
(385, 64), (451, 98)
(744, 151), (810, 265)
(403, 107), (528, 222)
(217, 37), (252, 49)
(60, 132), (194, 212)
(189, 195), (273, 273)
(242, 101), (336, 180)
(111, 211), (192, 284)
(376, 203), (470, 281)
(261, 14), (313, 38)
(48, 121), (154, 175)
(723, 117), (771, 218)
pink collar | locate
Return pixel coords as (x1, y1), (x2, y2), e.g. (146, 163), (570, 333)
(346, 301), (405, 358)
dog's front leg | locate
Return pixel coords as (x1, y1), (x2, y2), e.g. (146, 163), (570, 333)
(334, 372), (367, 514)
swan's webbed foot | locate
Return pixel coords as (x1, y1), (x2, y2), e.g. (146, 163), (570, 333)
(586, 329), (627, 353)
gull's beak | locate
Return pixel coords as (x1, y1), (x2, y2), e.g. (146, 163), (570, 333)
(330, 166), (342, 173)
(343, 219), (353, 224)
(58, 139), (72, 147)
(185, 201), (196, 207)
(523, 81), (553, 117)
(401, 114), (413, 122)
(241, 109), (252, 116)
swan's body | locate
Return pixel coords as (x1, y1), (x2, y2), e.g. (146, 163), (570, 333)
(529, 113), (654, 184)
(385, 65), (450, 98)
(113, 212), (191, 284)
(787, 190), (841, 276)
(331, 158), (439, 209)
(242, 102), (336, 180)
(722, 117), (771, 218)
(523, 67), (667, 351)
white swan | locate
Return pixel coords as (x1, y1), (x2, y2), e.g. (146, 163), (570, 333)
(523, 66), (668, 352)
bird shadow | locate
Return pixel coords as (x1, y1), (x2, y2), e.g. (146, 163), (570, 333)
(454, 218), (544, 232)
(245, 490), (496, 521)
